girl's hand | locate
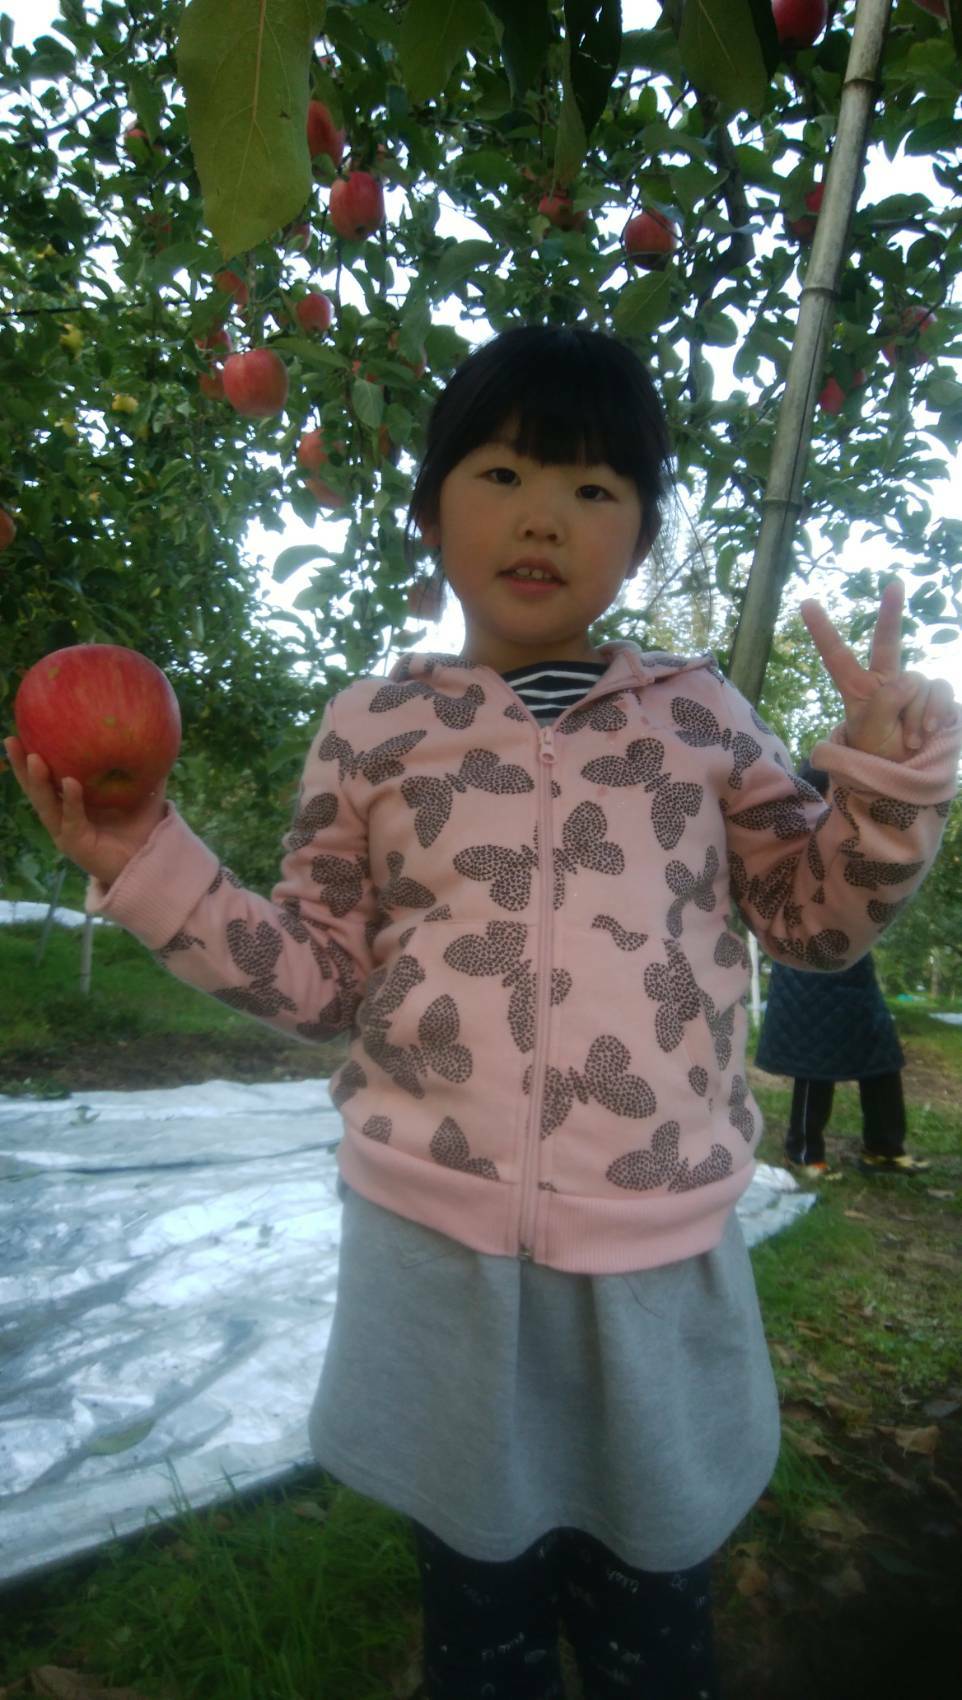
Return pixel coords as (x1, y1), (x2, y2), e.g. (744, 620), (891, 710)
(799, 579), (958, 762)
(3, 735), (167, 888)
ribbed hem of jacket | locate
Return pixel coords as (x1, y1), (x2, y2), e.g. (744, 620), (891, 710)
(337, 1132), (754, 1275)
(84, 803), (221, 946)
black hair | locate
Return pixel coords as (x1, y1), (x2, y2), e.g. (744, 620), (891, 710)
(404, 323), (673, 574)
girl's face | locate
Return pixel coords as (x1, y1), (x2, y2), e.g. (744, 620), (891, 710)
(419, 427), (651, 672)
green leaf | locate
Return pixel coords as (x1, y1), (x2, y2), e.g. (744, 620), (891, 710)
(612, 270), (674, 337)
(483, 0), (554, 103)
(677, 0), (772, 118)
(553, 35), (588, 187)
(565, 0), (622, 140)
(177, 0), (320, 261)
(274, 544), (334, 581)
(399, 0), (490, 104)
(352, 378), (384, 428)
(434, 238), (499, 292)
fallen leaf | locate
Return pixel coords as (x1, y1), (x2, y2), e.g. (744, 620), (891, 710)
(802, 1505), (869, 1541)
(819, 1560), (866, 1599)
(926, 1189), (954, 1200)
(795, 1321), (825, 1337)
(789, 1428), (838, 1461)
(894, 1424), (940, 1456)
(291, 1499), (328, 1523)
(734, 1554), (769, 1597)
(844, 1208), (870, 1220)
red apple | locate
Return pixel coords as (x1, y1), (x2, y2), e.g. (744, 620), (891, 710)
(13, 643), (181, 812)
(786, 179), (824, 241)
(198, 367), (225, 399)
(298, 430), (348, 507)
(882, 305), (937, 367)
(538, 193), (586, 232)
(295, 292), (334, 334)
(818, 369), (866, 415)
(195, 326), (232, 354)
(214, 268), (249, 307)
(0, 508), (16, 550)
(913, 0), (946, 15)
(222, 348), (289, 418)
(624, 208), (677, 270)
(329, 172), (384, 241)
(285, 220), (312, 251)
(307, 101), (346, 166)
(772, 0), (828, 49)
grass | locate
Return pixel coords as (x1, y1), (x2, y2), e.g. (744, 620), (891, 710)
(1, 897), (961, 1697)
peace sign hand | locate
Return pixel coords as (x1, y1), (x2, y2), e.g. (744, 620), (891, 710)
(800, 579), (958, 763)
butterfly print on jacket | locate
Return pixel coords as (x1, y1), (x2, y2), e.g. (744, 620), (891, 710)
(643, 940), (702, 1053)
(607, 1120), (734, 1193)
(455, 801), (624, 912)
(359, 954), (472, 1097)
(211, 912), (357, 1041)
(286, 790), (338, 853)
(317, 727), (426, 785)
(556, 694), (628, 735)
(368, 678), (486, 729)
(526, 1035), (657, 1136)
(591, 914), (649, 951)
(356, 1108), (501, 1179)
(665, 845), (719, 938)
(581, 738), (703, 850)
(401, 748), (535, 847)
(443, 919), (571, 1053)
(670, 697), (762, 790)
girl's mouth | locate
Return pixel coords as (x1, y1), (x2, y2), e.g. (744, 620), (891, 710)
(501, 571), (562, 596)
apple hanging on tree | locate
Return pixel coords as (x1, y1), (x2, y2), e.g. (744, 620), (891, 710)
(0, 508), (16, 551)
(818, 368), (866, 415)
(623, 208), (677, 270)
(772, 0), (828, 49)
(13, 644), (181, 812)
(329, 172), (385, 241)
(538, 192), (586, 232)
(881, 304), (937, 367)
(222, 348), (289, 417)
(295, 292), (334, 334)
(785, 179), (823, 241)
(307, 100), (346, 167)
(298, 430), (348, 508)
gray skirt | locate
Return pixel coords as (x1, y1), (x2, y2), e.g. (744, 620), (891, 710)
(308, 1177), (780, 1571)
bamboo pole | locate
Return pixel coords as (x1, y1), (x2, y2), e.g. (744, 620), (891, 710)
(727, 0), (894, 706)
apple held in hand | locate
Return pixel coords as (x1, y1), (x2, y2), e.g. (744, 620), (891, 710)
(13, 643), (181, 812)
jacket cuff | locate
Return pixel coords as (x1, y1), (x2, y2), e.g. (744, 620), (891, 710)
(85, 802), (222, 952)
(810, 715), (962, 805)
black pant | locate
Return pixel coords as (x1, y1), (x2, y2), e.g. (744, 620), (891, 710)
(412, 1522), (719, 1700)
(785, 1070), (906, 1165)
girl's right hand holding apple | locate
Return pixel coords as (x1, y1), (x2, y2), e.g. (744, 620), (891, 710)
(3, 736), (167, 889)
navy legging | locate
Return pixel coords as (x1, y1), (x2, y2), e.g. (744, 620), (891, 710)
(412, 1521), (720, 1700)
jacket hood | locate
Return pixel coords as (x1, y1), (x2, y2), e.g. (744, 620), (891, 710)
(389, 640), (719, 691)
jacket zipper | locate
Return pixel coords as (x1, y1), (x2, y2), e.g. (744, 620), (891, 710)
(518, 722), (556, 1261)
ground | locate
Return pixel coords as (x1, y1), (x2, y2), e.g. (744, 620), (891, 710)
(1, 1031), (960, 1698)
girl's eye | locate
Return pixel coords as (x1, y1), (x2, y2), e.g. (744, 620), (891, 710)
(482, 467), (612, 500)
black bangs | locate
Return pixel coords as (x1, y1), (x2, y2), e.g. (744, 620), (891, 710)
(405, 324), (673, 567)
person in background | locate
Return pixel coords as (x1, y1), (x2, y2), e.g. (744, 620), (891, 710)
(754, 760), (931, 1180)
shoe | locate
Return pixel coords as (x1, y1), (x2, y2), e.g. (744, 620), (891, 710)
(787, 1159), (842, 1181)
(857, 1151), (931, 1176)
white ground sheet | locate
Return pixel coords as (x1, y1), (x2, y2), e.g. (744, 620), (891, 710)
(0, 901), (816, 1592)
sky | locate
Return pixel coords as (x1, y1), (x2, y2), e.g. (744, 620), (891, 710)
(6, 0), (962, 699)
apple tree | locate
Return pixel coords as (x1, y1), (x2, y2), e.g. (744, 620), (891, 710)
(1, 0), (960, 893)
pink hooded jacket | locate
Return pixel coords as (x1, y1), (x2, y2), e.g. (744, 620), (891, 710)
(87, 641), (960, 1273)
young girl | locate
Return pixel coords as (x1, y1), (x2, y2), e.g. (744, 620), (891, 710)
(6, 324), (959, 1700)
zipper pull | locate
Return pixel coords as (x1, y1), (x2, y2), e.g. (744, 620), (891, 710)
(538, 726), (556, 764)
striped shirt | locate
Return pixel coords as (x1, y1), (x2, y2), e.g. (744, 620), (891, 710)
(501, 659), (607, 725)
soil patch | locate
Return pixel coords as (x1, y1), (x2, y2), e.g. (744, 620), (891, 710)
(0, 1030), (347, 1096)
